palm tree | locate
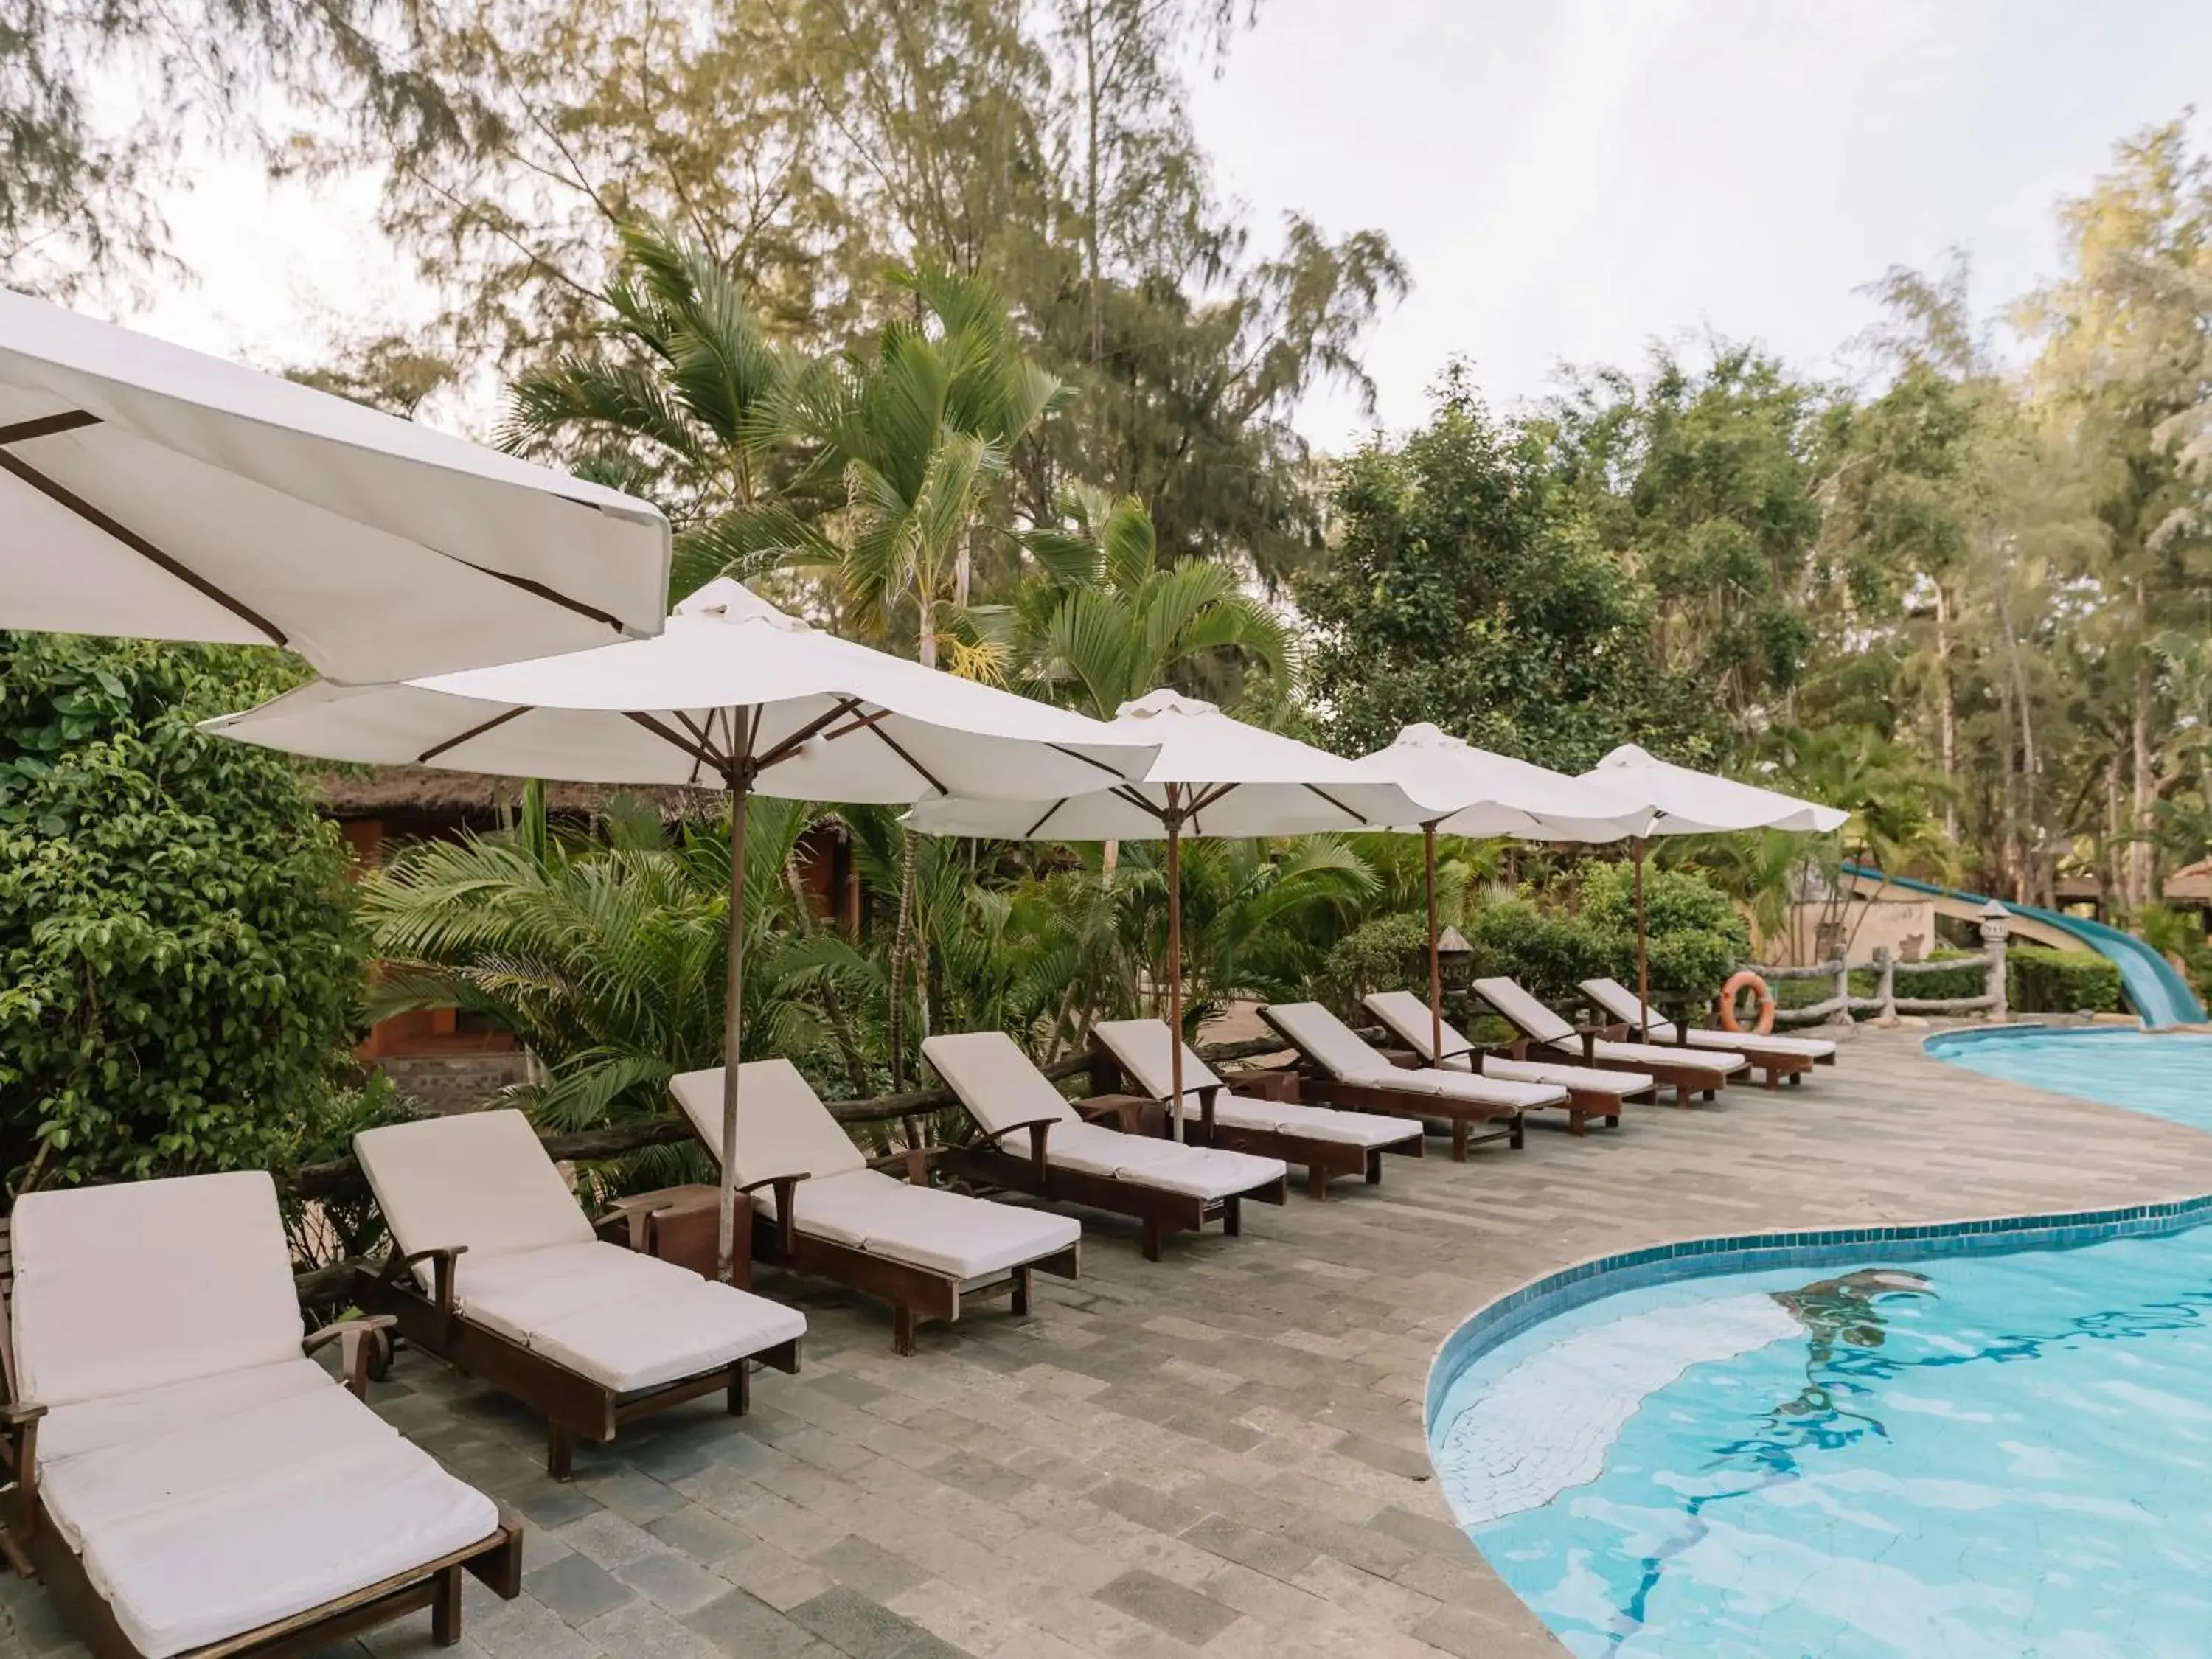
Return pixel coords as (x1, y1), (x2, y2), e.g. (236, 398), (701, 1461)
(1015, 483), (1295, 717)
(782, 262), (1069, 669)
(499, 220), (834, 599)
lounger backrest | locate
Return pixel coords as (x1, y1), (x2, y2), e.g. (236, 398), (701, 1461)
(669, 1060), (867, 1186)
(1360, 989), (1472, 1063)
(1579, 978), (1673, 1036)
(922, 1032), (1079, 1137)
(355, 1110), (594, 1267)
(1091, 1019), (1222, 1105)
(1472, 977), (1575, 1045)
(10, 1171), (305, 1408)
(1261, 1002), (1392, 1081)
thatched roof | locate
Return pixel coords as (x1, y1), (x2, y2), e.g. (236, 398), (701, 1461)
(313, 766), (717, 821)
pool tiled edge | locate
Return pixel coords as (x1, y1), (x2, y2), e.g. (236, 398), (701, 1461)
(1424, 1190), (2212, 1438)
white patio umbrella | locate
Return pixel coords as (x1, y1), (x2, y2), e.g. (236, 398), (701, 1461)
(904, 690), (1430, 1135)
(1, 289), (671, 681)
(1581, 743), (1848, 1038)
(1352, 723), (1654, 1065)
(206, 580), (1158, 1276)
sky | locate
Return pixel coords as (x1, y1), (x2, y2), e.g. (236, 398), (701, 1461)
(125, 0), (2212, 451)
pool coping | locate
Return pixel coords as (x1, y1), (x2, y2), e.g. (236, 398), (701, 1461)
(1422, 1187), (2212, 1440)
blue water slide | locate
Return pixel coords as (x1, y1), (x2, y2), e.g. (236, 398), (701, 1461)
(1841, 863), (2207, 1029)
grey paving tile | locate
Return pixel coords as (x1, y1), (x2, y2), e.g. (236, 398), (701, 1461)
(683, 1589), (830, 1658)
(1093, 1569), (1241, 1646)
(789, 1585), (941, 1659)
(809, 1533), (933, 1602)
(525, 1553), (636, 1624)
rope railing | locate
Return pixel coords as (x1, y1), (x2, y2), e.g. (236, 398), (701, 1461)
(1750, 939), (2009, 1028)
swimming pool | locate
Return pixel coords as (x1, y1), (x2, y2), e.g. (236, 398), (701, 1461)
(1929, 1025), (2212, 1130)
(1428, 1208), (2212, 1657)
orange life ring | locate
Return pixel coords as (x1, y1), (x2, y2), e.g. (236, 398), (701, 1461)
(1718, 970), (1776, 1034)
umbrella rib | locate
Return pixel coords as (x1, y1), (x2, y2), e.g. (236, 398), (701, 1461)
(1299, 782), (1361, 823)
(1044, 742), (1130, 779)
(1109, 785), (1170, 825)
(859, 720), (947, 796)
(1024, 798), (1071, 838)
(759, 698), (865, 771)
(0, 450), (288, 648)
(448, 563), (628, 636)
(625, 710), (724, 776)
(418, 704), (529, 764)
(0, 411), (101, 446)
(672, 709), (723, 786)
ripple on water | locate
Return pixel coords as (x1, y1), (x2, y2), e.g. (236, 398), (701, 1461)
(1430, 1225), (2212, 1657)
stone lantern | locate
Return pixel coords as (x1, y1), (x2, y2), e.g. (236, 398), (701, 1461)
(1977, 900), (2011, 1022)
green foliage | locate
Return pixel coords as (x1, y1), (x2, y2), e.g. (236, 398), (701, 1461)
(2006, 946), (2122, 1015)
(1467, 901), (1611, 1008)
(0, 635), (363, 1189)
(1320, 912), (1429, 1018)
(1576, 860), (1753, 1004)
(1299, 369), (1720, 768)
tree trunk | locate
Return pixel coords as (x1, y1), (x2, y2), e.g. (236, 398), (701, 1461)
(1081, 0), (1104, 366)
(2130, 584), (2156, 914)
(917, 594), (937, 669)
(1933, 581), (1958, 843)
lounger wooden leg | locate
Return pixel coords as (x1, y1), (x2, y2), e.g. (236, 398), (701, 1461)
(432, 1562), (464, 1646)
(1307, 1163), (1329, 1200)
(1702, 1088), (1717, 1101)
(1509, 1113), (1524, 1150)
(547, 1424), (575, 1482)
(1765, 1066), (1779, 1090)
(1141, 1218), (1164, 1261)
(1012, 1266), (1032, 1317)
(1366, 1150), (1383, 1184)
(729, 1363), (751, 1418)
(1675, 1082), (1691, 1108)
(1790, 1071), (1803, 1086)
(1607, 1113), (1620, 1129)
(1223, 1196), (1242, 1237)
(892, 1304), (917, 1357)
(1568, 1110), (1587, 1138)
(1450, 1120), (1470, 1163)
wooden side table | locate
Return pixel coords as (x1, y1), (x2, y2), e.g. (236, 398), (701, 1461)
(1224, 1068), (1301, 1103)
(597, 1183), (741, 1285)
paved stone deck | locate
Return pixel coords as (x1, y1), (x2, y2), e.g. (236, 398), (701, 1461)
(13, 1025), (2212, 1659)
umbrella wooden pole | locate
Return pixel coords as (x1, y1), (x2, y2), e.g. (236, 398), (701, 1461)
(717, 711), (757, 1284)
(1425, 823), (1443, 1065)
(1633, 835), (1649, 1042)
(1166, 803), (1185, 1143)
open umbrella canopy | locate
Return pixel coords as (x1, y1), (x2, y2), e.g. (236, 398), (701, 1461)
(206, 580), (1150, 798)
(903, 689), (1427, 840)
(1352, 723), (1654, 841)
(1585, 743), (1848, 835)
(1, 289), (670, 682)
(208, 579), (1156, 1280)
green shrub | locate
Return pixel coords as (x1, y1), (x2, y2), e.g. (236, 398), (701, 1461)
(2008, 946), (2121, 1015)
(1576, 860), (1751, 1004)
(1889, 947), (1986, 1003)
(1469, 900), (1611, 1006)
(1321, 911), (1430, 1017)
(0, 636), (364, 1191)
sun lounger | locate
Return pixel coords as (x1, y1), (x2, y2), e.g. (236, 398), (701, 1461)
(0, 1170), (522, 1658)
(1361, 990), (1656, 1135)
(1088, 1018), (1425, 1198)
(1256, 1002), (1558, 1158)
(669, 1060), (1082, 1354)
(352, 1110), (806, 1479)
(923, 1031), (1289, 1260)
(1472, 976), (1748, 1107)
(1579, 976), (1836, 1088)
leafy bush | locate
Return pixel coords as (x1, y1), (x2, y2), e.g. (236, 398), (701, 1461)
(1469, 900), (1611, 1006)
(1576, 859), (1751, 1004)
(2008, 946), (2121, 1015)
(0, 636), (364, 1191)
(1321, 911), (1430, 1016)
(1889, 947), (1986, 1003)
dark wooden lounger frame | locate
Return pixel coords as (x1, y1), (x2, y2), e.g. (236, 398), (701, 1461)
(936, 1096), (1288, 1262)
(632, 1145), (1081, 1358)
(1084, 1036), (1424, 1198)
(1255, 1008), (1525, 1162)
(1582, 989), (1830, 1090)
(1389, 1034), (1652, 1136)
(352, 1246), (801, 1481)
(1479, 993), (1742, 1108)
(0, 1224), (524, 1658)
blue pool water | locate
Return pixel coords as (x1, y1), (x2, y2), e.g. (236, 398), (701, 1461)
(1430, 1222), (2212, 1657)
(1929, 1026), (2212, 1131)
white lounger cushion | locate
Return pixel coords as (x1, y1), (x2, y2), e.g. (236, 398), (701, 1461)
(1578, 982), (1842, 1060)
(1265, 1001), (1565, 1110)
(1362, 991), (1655, 1099)
(10, 1172), (305, 1409)
(40, 1357), (331, 1466)
(1473, 977), (1747, 1074)
(52, 1394), (496, 1659)
(1090, 1018), (1419, 1149)
(671, 1061), (1077, 1280)
(669, 1059), (869, 1186)
(925, 1032), (1285, 1200)
(457, 1239), (805, 1394)
(776, 1169), (1080, 1281)
(355, 1109), (595, 1289)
